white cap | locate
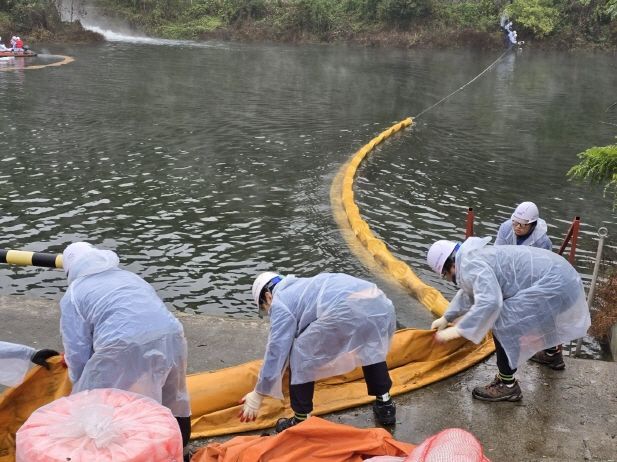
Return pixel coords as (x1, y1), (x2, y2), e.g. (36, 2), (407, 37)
(427, 240), (458, 275)
(511, 201), (539, 224)
(251, 271), (282, 308)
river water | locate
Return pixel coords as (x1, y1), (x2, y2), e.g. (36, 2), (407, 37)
(0, 37), (615, 356)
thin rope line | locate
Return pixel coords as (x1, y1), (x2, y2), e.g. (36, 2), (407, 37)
(413, 48), (512, 119)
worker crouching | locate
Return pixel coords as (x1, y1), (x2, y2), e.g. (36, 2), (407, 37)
(239, 272), (397, 432)
(60, 242), (192, 459)
(426, 237), (590, 402)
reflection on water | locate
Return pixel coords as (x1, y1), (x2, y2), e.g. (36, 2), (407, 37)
(0, 42), (615, 358)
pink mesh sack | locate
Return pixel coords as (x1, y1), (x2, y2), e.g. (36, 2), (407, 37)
(406, 428), (491, 462)
(16, 388), (183, 462)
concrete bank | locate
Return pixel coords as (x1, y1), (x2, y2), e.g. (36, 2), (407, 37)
(2, 295), (616, 462)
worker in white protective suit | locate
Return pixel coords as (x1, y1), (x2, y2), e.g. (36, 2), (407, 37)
(60, 242), (192, 458)
(426, 237), (590, 402)
(0, 341), (59, 387)
(495, 201), (552, 250)
(239, 272), (397, 432)
(495, 201), (566, 371)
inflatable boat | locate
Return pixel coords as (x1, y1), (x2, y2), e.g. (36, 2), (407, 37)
(0, 50), (37, 57)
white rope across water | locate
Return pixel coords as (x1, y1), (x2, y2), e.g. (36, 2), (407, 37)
(414, 48), (512, 119)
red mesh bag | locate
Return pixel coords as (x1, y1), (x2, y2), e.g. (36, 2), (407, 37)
(16, 388), (183, 462)
(406, 428), (491, 462)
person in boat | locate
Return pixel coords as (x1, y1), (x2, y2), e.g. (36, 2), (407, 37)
(0, 341), (60, 387)
(0, 37), (9, 51)
(60, 242), (192, 460)
(240, 272), (396, 432)
(13, 37), (24, 52)
(426, 237), (590, 402)
(494, 201), (565, 370)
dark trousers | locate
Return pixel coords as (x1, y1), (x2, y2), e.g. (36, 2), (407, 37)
(289, 361), (393, 414)
(175, 416), (191, 448)
(494, 335), (517, 376)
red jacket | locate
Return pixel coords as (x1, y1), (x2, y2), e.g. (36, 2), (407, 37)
(15, 39), (23, 48)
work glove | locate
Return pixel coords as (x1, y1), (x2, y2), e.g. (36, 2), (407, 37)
(435, 326), (462, 343)
(431, 316), (448, 331)
(30, 349), (60, 370)
(239, 390), (264, 422)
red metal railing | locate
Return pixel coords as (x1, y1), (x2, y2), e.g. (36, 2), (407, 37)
(557, 216), (581, 264)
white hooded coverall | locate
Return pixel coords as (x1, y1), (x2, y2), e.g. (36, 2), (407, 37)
(495, 217), (552, 250)
(255, 273), (395, 399)
(0, 341), (35, 387)
(60, 243), (190, 417)
(444, 237), (590, 369)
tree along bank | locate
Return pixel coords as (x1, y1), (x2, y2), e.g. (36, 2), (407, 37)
(0, 0), (102, 44)
(2, 0), (617, 48)
(94, 0), (617, 49)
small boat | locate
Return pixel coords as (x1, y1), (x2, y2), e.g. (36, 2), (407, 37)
(0, 50), (37, 57)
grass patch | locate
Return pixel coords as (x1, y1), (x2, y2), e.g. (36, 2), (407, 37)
(157, 16), (223, 39)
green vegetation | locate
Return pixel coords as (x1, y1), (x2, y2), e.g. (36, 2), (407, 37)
(568, 141), (617, 207)
(1, 0), (616, 46)
(92, 0), (617, 46)
(0, 0), (102, 42)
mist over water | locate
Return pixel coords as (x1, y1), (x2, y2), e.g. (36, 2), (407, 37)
(0, 37), (615, 358)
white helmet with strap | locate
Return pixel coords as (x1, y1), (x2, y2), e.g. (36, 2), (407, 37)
(251, 271), (282, 308)
(427, 240), (459, 275)
(511, 201), (539, 224)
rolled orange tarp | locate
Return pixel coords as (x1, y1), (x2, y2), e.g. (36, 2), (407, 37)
(191, 416), (414, 462)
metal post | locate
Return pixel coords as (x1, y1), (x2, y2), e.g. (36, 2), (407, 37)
(574, 227), (608, 356)
(465, 207), (474, 239)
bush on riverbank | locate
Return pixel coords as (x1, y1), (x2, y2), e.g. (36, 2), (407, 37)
(87, 0), (617, 48)
(1, 0), (616, 47)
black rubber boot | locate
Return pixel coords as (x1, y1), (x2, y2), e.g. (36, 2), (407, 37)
(275, 416), (304, 433)
(372, 400), (396, 426)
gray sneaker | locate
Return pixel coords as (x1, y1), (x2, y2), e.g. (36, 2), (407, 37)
(472, 376), (523, 402)
(530, 350), (565, 370)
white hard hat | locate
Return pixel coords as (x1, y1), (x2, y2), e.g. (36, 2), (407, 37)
(427, 240), (458, 275)
(251, 271), (282, 308)
(511, 201), (539, 224)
